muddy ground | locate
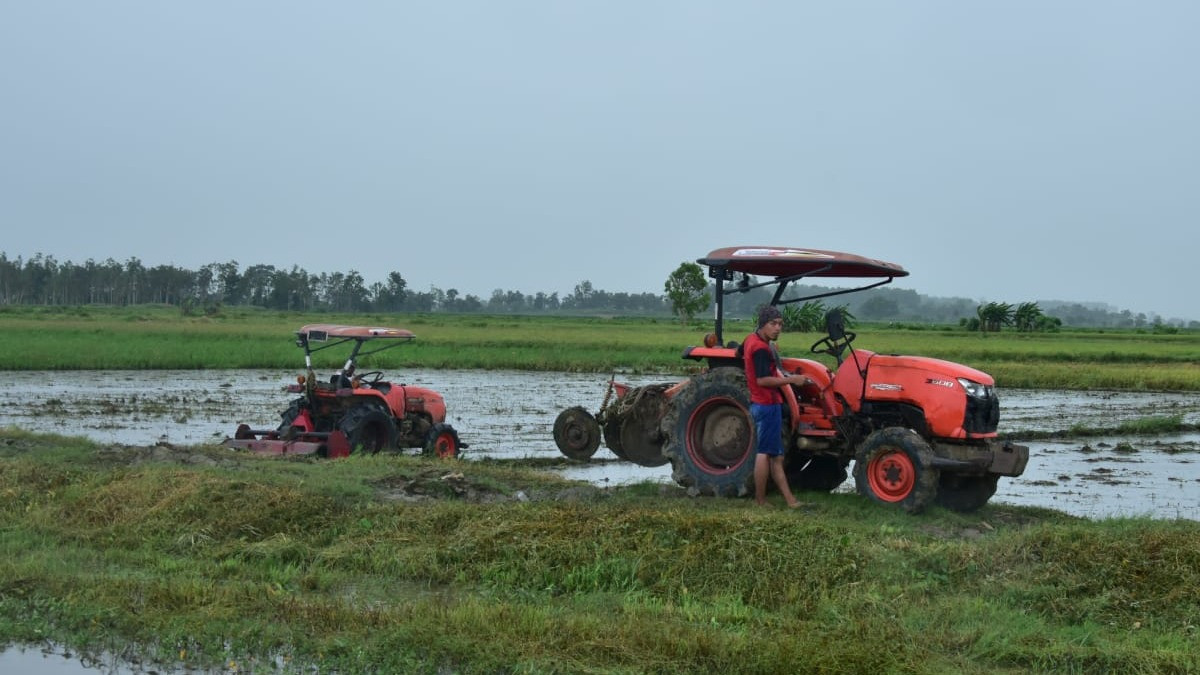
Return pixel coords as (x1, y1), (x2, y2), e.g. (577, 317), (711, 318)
(2, 369), (1197, 520)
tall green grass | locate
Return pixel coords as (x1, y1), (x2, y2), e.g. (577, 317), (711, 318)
(1, 305), (1198, 389)
(0, 430), (1198, 673)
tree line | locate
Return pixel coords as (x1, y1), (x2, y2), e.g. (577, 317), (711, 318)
(0, 253), (668, 315)
(1, 252), (1192, 329)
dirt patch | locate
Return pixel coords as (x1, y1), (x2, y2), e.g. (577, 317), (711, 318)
(918, 523), (994, 540)
(94, 441), (247, 468)
(370, 469), (607, 504)
(5, 432), (606, 507)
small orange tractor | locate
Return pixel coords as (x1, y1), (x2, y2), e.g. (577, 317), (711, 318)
(553, 246), (1028, 513)
(224, 324), (463, 459)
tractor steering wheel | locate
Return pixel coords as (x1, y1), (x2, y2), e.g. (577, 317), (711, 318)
(356, 371), (384, 386)
(810, 332), (856, 357)
(810, 336), (838, 356)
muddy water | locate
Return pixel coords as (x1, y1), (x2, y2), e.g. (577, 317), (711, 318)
(1, 369), (1197, 520)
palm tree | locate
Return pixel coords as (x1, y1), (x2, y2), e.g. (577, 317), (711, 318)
(1013, 302), (1044, 332)
(978, 302), (1014, 332)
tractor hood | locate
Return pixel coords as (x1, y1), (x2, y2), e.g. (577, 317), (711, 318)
(833, 350), (1000, 439)
(865, 353), (994, 386)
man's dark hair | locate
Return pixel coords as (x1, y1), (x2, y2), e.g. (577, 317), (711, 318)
(757, 305), (782, 329)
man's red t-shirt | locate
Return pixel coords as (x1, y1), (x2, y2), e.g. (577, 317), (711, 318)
(743, 331), (781, 405)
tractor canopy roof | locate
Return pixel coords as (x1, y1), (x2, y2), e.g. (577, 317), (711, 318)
(697, 247), (909, 344)
(296, 324), (416, 342)
(295, 324), (416, 362)
(698, 246), (908, 279)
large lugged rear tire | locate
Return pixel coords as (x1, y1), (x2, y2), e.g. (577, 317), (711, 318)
(338, 405), (397, 454)
(853, 427), (939, 513)
(934, 474), (999, 512)
(661, 369), (755, 497)
(277, 398), (306, 431)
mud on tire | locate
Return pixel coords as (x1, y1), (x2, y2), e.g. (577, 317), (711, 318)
(338, 404), (397, 454)
(277, 398), (306, 432)
(601, 419), (629, 461)
(423, 422), (462, 459)
(853, 427), (940, 514)
(553, 406), (601, 460)
(660, 368), (755, 497)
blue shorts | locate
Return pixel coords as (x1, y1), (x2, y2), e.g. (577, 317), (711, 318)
(751, 403), (784, 456)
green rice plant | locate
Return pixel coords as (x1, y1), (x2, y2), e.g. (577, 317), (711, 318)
(0, 305), (1198, 388)
(1116, 414), (1188, 434)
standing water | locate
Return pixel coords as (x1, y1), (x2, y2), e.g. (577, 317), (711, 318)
(0, 369), (1197, 520)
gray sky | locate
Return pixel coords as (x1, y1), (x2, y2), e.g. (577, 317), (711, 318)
(2, 2), (1196, 320)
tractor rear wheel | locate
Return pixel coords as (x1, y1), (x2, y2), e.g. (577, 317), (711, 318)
(338, 405), (397, 454)
(423, 423), (462, 459)
(277, 398), (305, 431)
(553, 406), (601, 460)
(935, 474), (999, 512)
(661, 368), (755, 497)
(853, 427), (939, 513)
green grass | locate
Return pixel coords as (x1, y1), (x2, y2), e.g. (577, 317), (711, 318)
(2, 305), (1199, 390)
(0, 430), (1197, 673)
(1013, 414), (1195, 440)
(1058, 414), (1193, 438)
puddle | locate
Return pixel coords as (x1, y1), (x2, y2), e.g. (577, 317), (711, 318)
(0, 641), (287, 674)
(0, 645), (102, 674)
(0, 370), (1197, 521)
(999, 434), (1199, 520)
(1001, 389), (1200, 431)
(0, 643), (159, 674)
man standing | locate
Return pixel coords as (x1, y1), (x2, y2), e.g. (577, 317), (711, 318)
(743, 305), (811, 507)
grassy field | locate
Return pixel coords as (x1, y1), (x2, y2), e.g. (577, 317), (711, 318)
(1, 305), (1198, 390)
(0, 429), (1197, 674)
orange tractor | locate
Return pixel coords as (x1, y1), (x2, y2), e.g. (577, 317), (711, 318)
(224, 324), (463, 459)
(553, 246), (1028, 513)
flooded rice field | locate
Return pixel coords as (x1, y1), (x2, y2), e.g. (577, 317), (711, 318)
(1, 369), (1197, 521)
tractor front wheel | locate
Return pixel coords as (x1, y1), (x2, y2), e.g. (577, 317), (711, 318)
(423, 423), (462, 459)
(853, 427), (939, 513)
(338, 406), (397, 454)
(553, 407), (601, 460)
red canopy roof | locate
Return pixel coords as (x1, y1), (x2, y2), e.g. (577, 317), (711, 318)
(698, 246), (908, 279)
(296, 324), (416, 340)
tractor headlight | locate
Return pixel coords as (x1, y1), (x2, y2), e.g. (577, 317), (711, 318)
(957, 378), (992, 399)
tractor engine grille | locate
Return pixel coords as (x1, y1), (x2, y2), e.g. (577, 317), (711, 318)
(963, 392), (1000, 434)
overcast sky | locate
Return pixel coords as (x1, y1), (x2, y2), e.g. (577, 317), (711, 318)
(2, 2), (1196, 320)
